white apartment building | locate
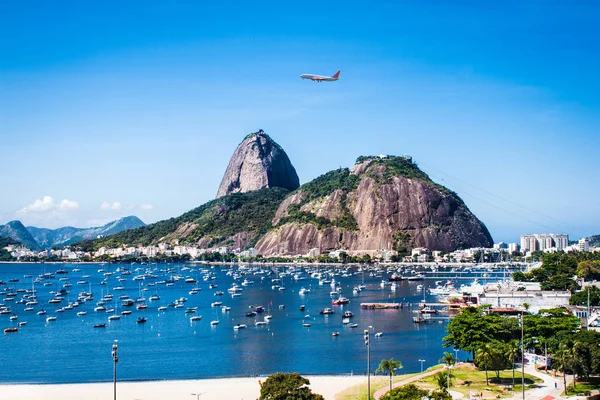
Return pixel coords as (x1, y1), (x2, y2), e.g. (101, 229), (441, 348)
(520, 233), (569, 252)
(508, 243), (520, 253)
(579, 238), (590, 252)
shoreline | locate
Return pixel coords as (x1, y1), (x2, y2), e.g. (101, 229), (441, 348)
(0, 375), (367, 400)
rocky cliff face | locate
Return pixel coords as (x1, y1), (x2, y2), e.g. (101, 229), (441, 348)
(256, 156), (493, 256)
(216, 130), (300, 198)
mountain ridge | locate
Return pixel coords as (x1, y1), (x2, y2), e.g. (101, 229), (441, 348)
(26, 216), (146, 249)
(255, 155), (493, 255)
(81, 150), (493, 255)
(0, 221), (41, 251)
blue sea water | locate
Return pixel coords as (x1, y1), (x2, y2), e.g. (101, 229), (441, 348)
(0, 263), (475, 384)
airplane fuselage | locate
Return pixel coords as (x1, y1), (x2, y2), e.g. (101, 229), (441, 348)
(300, 70), (340, 82)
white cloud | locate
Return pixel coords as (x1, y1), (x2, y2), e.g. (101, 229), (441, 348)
(140, 204), (154, 211)
(19, 196), (79, 214)
(100, 201), (122, 210)
(59, 199), (79, 210)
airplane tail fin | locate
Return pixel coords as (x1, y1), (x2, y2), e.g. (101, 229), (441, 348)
(332, 70), (341, 79)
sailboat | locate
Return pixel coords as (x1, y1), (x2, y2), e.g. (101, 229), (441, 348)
(108, 299), (121, 321)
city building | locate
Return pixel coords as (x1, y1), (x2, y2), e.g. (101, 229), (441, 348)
(578, 238), (590, 252)
(520, 233), (569, 252)
(508, 242), (520, 253)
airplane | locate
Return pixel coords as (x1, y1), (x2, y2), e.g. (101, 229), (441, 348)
(300, 70), (340, 82)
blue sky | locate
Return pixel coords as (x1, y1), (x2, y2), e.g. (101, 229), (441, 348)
(1, 1), (599, 243)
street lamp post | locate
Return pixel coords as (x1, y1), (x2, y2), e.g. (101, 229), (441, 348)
(447, 365), (452, 391)
(112, 340), (118, 400)
(418, 359), (425, 373)
(364, 329), (370, 400)
(454, 348), (459, 363)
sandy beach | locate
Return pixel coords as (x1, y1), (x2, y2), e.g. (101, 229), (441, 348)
(0, 375), (366, 400)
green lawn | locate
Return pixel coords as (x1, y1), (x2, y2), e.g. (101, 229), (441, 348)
(417, 365), (543, 399)
(566, 377), (600, 396)
(334, 372), (425, 400)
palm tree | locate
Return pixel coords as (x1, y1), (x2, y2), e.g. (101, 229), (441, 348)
(439, 352), (455, 367)
(434, 371), (449, 392)
(475, 343), (493, 386)
(554, 343), (570, 394)
(375, 358), (403, 392)
(505, 340), (520, 389)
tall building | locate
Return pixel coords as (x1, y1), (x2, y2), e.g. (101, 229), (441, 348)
(578, 238), (590, 252)
(520, 234), (569, 252)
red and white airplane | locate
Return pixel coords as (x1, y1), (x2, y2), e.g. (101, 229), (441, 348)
(300, 70), (341, 82)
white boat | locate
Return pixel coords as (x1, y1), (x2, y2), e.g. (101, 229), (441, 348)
(46, 316), (57, 322)
(210, 320), (219, 325)
(233, 324), (247, 330)
(108, 315), (121, 321)
(190, 316), (202, 321)
(375, 332), (383, 337)
(255, 321), (267, 326)
(299, 288), (310, 295)
(77, 311), (87, 316)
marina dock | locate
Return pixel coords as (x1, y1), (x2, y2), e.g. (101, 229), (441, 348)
(360, 302), (402, 309)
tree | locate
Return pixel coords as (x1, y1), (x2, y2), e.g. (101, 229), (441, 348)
(380, 384), (428, 400)
(376, 358), (403, 393)
(554, 343), (571, 395)
(475, 343), (493, 385)
(434, 371), (449, 391)
(439, 352), (455, 367)
(570, 286), (600, 307)
(505, 340), (521, 388)
(444, 307), (495, 359)
(259, 372), (324, 400)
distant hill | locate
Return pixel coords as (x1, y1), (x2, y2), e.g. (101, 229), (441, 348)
(0, 221), (41, 251)
(588, 234), (600, 247)
(77, 188), (289, 251)
(26, 216), (146, 249)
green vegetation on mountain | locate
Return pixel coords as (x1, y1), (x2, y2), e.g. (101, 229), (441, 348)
(0, 221), (41, 251)
(274, 156), (465, 233)
(77, 188), (289, 251)
(0, 237), (18, 261)
(357, 156), (464, 202)
(588, 234), (600, 247)
(512, 252), (600, 291)
(275, 168), (360, 231)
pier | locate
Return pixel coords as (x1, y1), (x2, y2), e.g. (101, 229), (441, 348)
(360, 302), (402, 309)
